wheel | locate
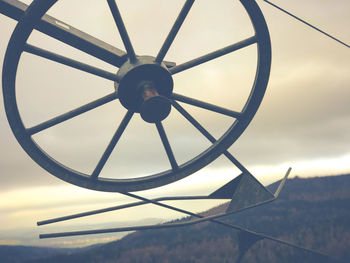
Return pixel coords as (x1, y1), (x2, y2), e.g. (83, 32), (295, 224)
(2, 0), (271, 192)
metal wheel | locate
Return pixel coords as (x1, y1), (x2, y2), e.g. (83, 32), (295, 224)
(2, 0), (271, 192)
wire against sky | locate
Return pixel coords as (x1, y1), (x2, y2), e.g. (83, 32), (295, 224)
(261, 0), (350, 48)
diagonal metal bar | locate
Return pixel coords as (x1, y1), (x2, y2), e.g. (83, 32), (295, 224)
(37, 171), (292, 226)
(155, 122), (178, 170)
(40, 204), (338, 263)
(170, 36), (257, 75)
(123, 188), (334, 263)
(40, 190), (277, 238)
(261, 0), (349, 48)
(171, 100), (248, 174)
(155, 0), (195, 63)
(37, 168), (291, 225)
(172, 100), (290, 202)
(41, 168), (294, 237)
(39, 170), (290, 240)
(26, 93), (119, 135)
(91, 110), (133, 179)
(172, 100), (287, 202)
(106, 0), (137, 63)
(38, 170), (290, 235)
(274, 169), (290, 198)
(24, 44), (120, 82)
(172, 93), (243, 119)
(37, 196), (209, 226)
(0, 0), (127, 66)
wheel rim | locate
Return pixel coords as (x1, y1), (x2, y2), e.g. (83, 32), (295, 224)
(2, 0), (271, 192)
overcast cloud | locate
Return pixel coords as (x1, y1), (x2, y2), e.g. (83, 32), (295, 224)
(1, 0), (349, 191)
(0, 0), (349, 246)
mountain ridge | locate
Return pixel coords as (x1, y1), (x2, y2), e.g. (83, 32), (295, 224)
(3, 174), (350, 263)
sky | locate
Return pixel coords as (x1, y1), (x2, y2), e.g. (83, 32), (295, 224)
(0, 0), (349, 247)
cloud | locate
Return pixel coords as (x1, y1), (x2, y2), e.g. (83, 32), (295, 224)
(0, 0), (349, 196)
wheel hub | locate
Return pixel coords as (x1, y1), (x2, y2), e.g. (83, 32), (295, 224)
(115, 56), (173, 123)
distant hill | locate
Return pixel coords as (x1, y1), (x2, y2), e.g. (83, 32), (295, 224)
(0, 245), (78, 263)
(4, 174), (350, 263)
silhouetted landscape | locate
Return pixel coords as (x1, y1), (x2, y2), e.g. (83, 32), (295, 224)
(2, 174), (350, 263)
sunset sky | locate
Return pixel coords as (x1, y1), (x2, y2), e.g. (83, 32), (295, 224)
(0, 0), (349, 247)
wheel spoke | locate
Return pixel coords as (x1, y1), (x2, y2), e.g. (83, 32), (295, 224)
(155, 0), (195, 63)
(170, 36), (257, 75)
(24, 44), (120, 82)
(91, 110), (134, 179)
(26, 93), (119, 135)
(107, 0), (137, 63)
(172, 93), (243, 119)
(0, 0), (127, 67)
(156, 122), (178, 170)
(171, 100), (249, 174)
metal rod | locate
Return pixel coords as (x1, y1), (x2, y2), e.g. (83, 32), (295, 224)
(91, 110), (134, 178)
(155, 0), (195, 63)
(37, 196), (209, 226)
(156, 122), (178, 170)
(40, 219), (191, 238)
(37, 167), (289, 225)
(274, 167), (291, 198)
(0, 0), (127, 66)
(39, 202), (337, 262)
(171, 93), (243, 119)
(39, 200), (270, 238)
(124, 192), (209, 221)
(171, 100), (249, 174)
(24, 44), (119, 82)
(116, 173), (289, 236)
(107, 0), (137, 63)
(261, 0), (350, 48)
(26, 93), (119, 135)
(39, 170), (291, 238)
(172, 101), (292, 199)
(40, 190), (277, 239)
(170, 36), (257, 75)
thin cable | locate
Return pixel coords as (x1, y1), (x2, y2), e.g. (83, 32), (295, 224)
(261, 0), (349, 48)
